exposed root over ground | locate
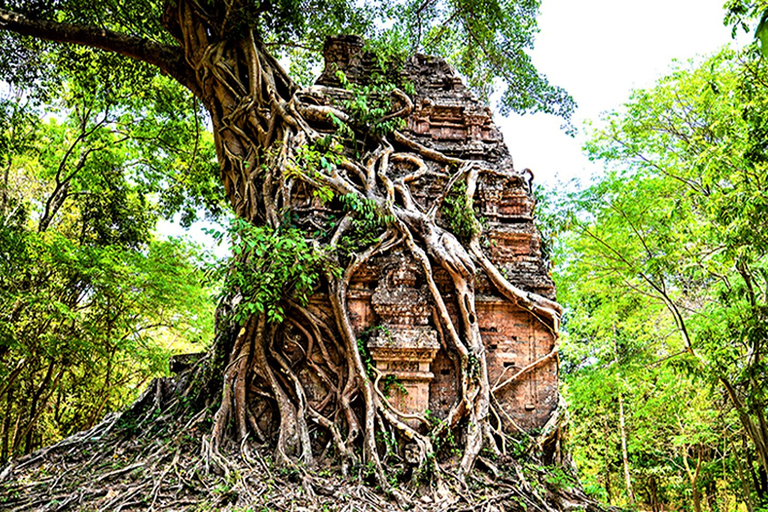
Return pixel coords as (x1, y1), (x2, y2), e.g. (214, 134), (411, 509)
(0, 383), (610, 512)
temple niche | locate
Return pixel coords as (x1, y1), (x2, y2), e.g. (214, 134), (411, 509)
(315, 36), (559, 434)
(368, 257), (440, 425)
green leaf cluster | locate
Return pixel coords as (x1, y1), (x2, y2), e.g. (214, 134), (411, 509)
(223, 219), (334, 324)
(553, 48), (768, 509)
(336, 70), (407, 136)
(335, 192), (392, 256)
(286, 138), (345, 204)
(441, 180), (480, 243)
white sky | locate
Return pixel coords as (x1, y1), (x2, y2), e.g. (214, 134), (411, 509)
(498, 0), (744, 188)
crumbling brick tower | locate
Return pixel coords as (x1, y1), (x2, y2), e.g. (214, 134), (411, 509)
(310, 36), (560, 434)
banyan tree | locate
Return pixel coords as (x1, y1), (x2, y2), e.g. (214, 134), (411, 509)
(0, 0), (575, 501)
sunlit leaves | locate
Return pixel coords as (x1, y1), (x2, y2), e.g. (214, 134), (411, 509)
(214, 219), (336, 324)
(553, 48), (768, 507)
(0, 0), (575, 123)
(0, 204), (215, 457)
(0, 69), (218, 458)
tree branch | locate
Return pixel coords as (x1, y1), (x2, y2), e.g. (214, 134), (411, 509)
(0, 8), (200, 97)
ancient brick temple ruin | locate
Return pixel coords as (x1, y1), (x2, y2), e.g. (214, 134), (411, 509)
(305, 36), (560, 433)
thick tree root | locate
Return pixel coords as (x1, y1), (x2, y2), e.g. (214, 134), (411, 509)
(181, 34), (568, 488)
(0, 389), (610, 512)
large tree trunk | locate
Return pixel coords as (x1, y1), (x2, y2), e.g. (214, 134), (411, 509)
(0, 0), (563, 498)
(155, 1), (563, 495)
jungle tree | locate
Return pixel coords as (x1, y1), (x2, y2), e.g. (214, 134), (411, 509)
(555, 49), (768, 509)
(0, 0), (573, 495)
(0, 61), (218, 462)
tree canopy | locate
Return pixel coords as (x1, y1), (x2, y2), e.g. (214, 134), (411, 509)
(0, 0), (574, 122)
(552, 47), (768, 510)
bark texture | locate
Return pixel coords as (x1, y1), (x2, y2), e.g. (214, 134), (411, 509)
(0, 1), (566, 500)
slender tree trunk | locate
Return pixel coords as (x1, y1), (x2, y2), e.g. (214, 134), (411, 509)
(603, 415), (613, 503)
(692, 483), (703, 512)
(681, 444), (703, 512)
(20, 361), (54, 454)
(86, 348), (115, 428)
(8, 408), (20, 462)
(721, 377), (768, 482)
(618, 390), (634, 504)
(745, 438), (768, 502)
(54, 386), (62, 424)
(1, 385), (14, 463)
(649, 475), (659, 512)
(734, 438), (756, 512)
(705, 480), (717, 512)
(1, 160), (9, 216)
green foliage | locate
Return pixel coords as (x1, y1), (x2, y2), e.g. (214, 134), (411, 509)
(372, 0), (576, 122)
(335, 193), (392, 256)
(0, 63), (224, 228)
(222, 219), (335, 324)
(554, 48), (768, 509)
(363, 29), (411, 75)
(381, 374), (406, 397)
(441, 180), (481, 242)
(355, 324), (390, 380)
(126, 78), (225, 227)
(0, 0), (574, 125)
(356, 336), (375, 380)
(506, 433), (531, 459)
(467, 353), (480, 378)
(335, 70), (406, 136)
(425, 411), (460, 458)
(286, 138), (346, 203)
(0, 81), (215, 460)
(544, 465), (576, 491)
(725, 0), (768, 43)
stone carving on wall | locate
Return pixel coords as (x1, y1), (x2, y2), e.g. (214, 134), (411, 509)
(368, 255), (440, 425)
(314, 36), (559, 433)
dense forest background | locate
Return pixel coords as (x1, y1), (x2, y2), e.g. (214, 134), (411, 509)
(0, 1), (767, 511)
(0, 54), (227, 460)
(547, 17), (768, 511)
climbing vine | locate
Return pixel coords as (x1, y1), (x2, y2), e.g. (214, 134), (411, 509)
(223, 219), (336, 323)
(441, 179), (482, 242)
